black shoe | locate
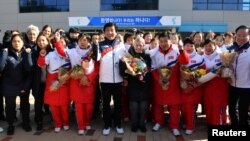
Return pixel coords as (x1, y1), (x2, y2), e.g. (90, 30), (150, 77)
(139, 126), (147, 133)
(36, 123), (43, 131)
(22, 124), (32, 132)
(0, 114), (6, 121)
(7, 126), (15, 135)
(131, 125), (138, 132)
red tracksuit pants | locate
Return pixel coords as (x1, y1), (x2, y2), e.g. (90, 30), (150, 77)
(181, 104), (197, 130)
(75, 103), (93, 130)
(50, 105), (69, 128)
(204, 105), (227, 125)
(154, 103), (181, 129)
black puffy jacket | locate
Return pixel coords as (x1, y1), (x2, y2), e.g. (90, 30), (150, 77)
(0, 48), (33, 96)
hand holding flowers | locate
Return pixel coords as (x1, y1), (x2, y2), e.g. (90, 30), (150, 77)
(219, 52), (237, 78)
(121, 54), (148, 81)
(50, 67), (70, 91)
(158, 66), (172, 90)
(180, 67), (206, 92)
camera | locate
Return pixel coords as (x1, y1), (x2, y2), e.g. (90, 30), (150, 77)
(59, 31), (66, 37)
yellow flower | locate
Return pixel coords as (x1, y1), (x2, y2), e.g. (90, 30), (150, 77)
(198, 69), (206, 76)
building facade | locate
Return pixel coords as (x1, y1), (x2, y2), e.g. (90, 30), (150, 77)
(0, 0), (250, 41)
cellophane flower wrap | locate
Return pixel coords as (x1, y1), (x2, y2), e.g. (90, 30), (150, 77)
(50, 67), (70, 92)
(121, 54), (148, 81)
(180, 66), (206, 92)
(158, 66), (172, 90)
(70, 65), (84, 80)
(70, 48), (94, 86)
(219, 52), (237, 78)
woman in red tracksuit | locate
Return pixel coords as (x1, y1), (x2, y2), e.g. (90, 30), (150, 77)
(202, 39), (229, 125)
(149, 32), (189, 136)
(55, 33), (99, 135)
(37, 32), (71, 133)
(180, 38), (205, 135)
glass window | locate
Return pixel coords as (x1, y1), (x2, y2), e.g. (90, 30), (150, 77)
(223, 4), (238, 10)
(44, 0), (56, 6)
(193, 4), (207, 10)
(193, 0), (207, 2)
(208, 4), (222, 10)
(19, 0), (69, 13)
(193, 0), (250, 10)
(208, 0), (222, 3)
(242, 3), (250, 10)
(100, 0), (158, 10)
(224, 0), (238, 3)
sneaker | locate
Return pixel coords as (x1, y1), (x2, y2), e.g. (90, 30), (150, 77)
(102, 127), (110, 136)
(185, 129), (193, 135)
(152, 123), (161, 132)
(63, 125), (69, 131)
(7, 126), (15, 135)
(172, 129), (181, 136)
(86, 126), (91, 130)
(116, 126), (124, 134)
(54, 127), (61, 133)
(0, 127), (3, 133)
(78, 129), (85, 135)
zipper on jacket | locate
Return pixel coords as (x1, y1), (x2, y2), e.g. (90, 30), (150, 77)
(112, 47), (115, 83)
(234, 54), (239, 87)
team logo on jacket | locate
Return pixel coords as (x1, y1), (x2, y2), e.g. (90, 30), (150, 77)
(215, 59), (220, 62)
(168, 56), (174, 59)
(103, 45), (110, 48)
(191, 60), (196, 63)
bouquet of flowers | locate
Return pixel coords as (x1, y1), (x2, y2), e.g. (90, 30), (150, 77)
(121, 54), (148, 81)
(158, 66), (172, 90)
(58, 67), (70, 85)
(50, 80), (60, 92)
(50, 67), (70, 91)
(219, 52), (237, 78)
(180, 67), (206, 91)
(70, 52), (94, 86)
(70, 65), (85, 80)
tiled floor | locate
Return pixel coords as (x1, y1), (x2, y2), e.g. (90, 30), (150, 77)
(0, 96), (208, 141)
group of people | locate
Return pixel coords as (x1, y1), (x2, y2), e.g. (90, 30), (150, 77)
(0, 22), (249, 137)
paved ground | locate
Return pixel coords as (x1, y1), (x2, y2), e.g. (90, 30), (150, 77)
(0, 96), (208, 141)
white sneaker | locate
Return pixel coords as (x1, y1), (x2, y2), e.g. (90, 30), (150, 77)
(54, 127), (61, 133)
(0, 127), (3, 133)
(102, 127), (110, 136)
(63, 125), (69, 131)
(78, 129), (85, 135)
(86, 126), (91, 130)
(115, 127), (124, 134)
(152, 123), (161, 131)
(172, 129), (181, 136)
(185, 129), (193, 135)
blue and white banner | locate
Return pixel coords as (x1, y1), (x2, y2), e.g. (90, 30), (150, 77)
(68, 16), (181, 27)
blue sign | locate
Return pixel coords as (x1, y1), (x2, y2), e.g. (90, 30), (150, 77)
(68, 16), (181, 27)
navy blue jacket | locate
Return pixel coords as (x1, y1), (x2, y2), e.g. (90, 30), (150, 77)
(0, 48), (33, 96)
